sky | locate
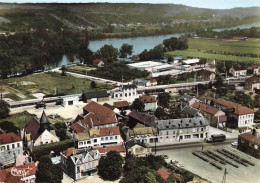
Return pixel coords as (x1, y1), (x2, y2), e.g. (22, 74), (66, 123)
(0, 0), (259, 9)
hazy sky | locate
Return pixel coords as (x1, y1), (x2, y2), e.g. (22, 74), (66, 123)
(0, 0), (259, 9)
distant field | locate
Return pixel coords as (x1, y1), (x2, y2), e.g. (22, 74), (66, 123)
(167, 38), (260, 63)
(0, 72), (114, 101)
(188, 38), (260, 54)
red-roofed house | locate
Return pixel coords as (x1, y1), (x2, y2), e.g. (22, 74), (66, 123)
(249, 64), (260, 75)
(93, 59), (104, 67)
(229, 64), (247, 77)
(0, 132), (23, 157)
(192, 102), (227, 127)
(93, 144), (126, 157)
(113, 101), (129, 110)
(238, 130), (260, 159)
(140, 95), (157, 111)
(245, 76), (260, 92)
(204, 97), (254, 127)
(157, 169), (171, 180)
(197, 69), (215, 81)
(0, 162), (37, 183)
(82, 101), (117, 128)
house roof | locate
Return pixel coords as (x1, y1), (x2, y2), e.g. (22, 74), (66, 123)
(74, 115), (84, 123)
(62, 147), (79, 157)
(239, 132), (255, 142)
(126, 140), (150, 149)
(93, 145), (126, 154)
(192, 102), (219, 115)
(205, 97), (254, 115)
(121, 84), (137, 90)
(150, 79), (157, 83)
(180, 93), (193, 101)
(0, 132), (22, 145)
(157, 169), (170, 180)
(83, 101), (117, 125)
(199, 69), (215, 76)
(157, 117), (209, 130)
(181, 106), (199, 116)
(250, 64), (259, 70)
(246, 76), (260, 83)
(82, 91), (108, 99)
(103, 103), (115, 110)
(232, 64), (247, 71)
(128, 110), (155, 126)
(0, 163), (37, 183)
(129, 123), (157, 136)
(93, 59), (103, 65)
(113, 101), (129, 108)
(70, 122), (86, 133)
(140, 95), (156, 103)
(24, 117), (41, 141)
(99, 126), (120, 137)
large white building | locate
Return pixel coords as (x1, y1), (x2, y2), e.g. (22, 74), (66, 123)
(157, 117), (209, 142)
(127, 61), (181, 77)
(111, 84), (138, 103)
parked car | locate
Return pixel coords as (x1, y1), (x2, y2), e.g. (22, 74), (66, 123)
(162, 154), (169, 159)
(175, 163), (184, 168)
(231, 141), (238, 147)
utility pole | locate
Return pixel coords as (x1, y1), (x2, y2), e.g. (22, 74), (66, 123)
(222, 168), (228, 183)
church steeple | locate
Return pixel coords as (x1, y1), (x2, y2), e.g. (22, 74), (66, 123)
(38, 110), (51, 134)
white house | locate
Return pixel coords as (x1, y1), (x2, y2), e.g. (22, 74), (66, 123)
(111, 84), (138, 103)
(62, 94), (81, 106)
(229, 65), (247, 77)
(140, 95), (157, 111)
(0, 132), (23, 157)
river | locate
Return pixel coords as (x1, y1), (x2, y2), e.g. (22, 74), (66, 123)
(56, 21), (260, 68)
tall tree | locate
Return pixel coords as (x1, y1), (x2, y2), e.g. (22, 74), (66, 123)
(98, 151), (124, 181)
(98, 45), (118, 63)
(119, 43), (133, 58)
(0, 100), (10, 119)
(130, 98), (145, 112)
(158, 93), (171, 108)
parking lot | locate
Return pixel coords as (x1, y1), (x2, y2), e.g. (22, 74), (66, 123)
(158, 144), (260, 183)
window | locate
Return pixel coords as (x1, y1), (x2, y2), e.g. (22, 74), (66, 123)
(201, 128), (204, 131)
(133, 92), (135, 96)
(79, 142), (83, 145)
(7, 145), (9, 150)
(120, 94), (122, 97)
(125, 93), (127, 97)
(92, 162), (95, 168)
(17, 143), (20, 147)
(106, 137), (108, 140)
(110, 136), (113, 140)
(101, 137), (104, 141)
(115, 136), (118, 140)
(88, 156), (90, 161)
(18, 150), (21, 154)
(51, 140), (53, 143)
(12, 144), (15, 148)
(129, 93), (131, 96)
(88, 163), (91, 169)
(87, 141), (91, 144)
(1, 146), (5, 151)
(94, 139), (97, 143)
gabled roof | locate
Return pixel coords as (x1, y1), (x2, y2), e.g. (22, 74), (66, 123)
(129, 123), (157, 136)
(234, 106), (254, 116)
(0, 132), (22, 145)
(103, 103), (115, 110)
(93, 59), (103, 65)
(62, 147), (79, 157)
(246, 76), (260, 83)
(192, 102), (219, 115)
(180, 93), (193, 101)
(181, 106), (199, 116)
(121, 84), (137, 90)
(24, 117), (41, 141)
(70, 122), (86, 133)
(0, 163), (36, 183)
(83, 101), (117, 125)
(99, 126), (120, 137)
(140, 95), (156, 103)
(239, 133), (255, 142)
(157, 169), (170, 180)
(232, 64), (247, 71)
(250, 64), (259, 70)
(93, 145), (126, 154)
(128, 110), (155, 126)
(199, 69), (215, 76)
(126, 140), (150, 149)
(74, 115), (84, 123)
(113, 101), (129, 108)
(82, 91), (108, 99)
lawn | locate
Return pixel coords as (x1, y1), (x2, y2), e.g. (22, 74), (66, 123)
(0, 111), (34, 129)
(167, 38), (260, 63)
(0, 72), (114, 101)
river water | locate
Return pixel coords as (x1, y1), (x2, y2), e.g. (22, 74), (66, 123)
(56, 22), (260, 68)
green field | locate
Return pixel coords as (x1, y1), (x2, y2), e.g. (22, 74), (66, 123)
(0, 72), (114, 101)
(167, 38), (260, 63)
(0, 111), (34, 129)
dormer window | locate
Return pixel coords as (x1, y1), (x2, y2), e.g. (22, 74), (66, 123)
(109, 131), (113, 135)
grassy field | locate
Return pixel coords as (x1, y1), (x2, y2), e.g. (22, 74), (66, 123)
(167, 38), (260, 63)
(0, 111), (34, 129)
(0, 72), (114, 101)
